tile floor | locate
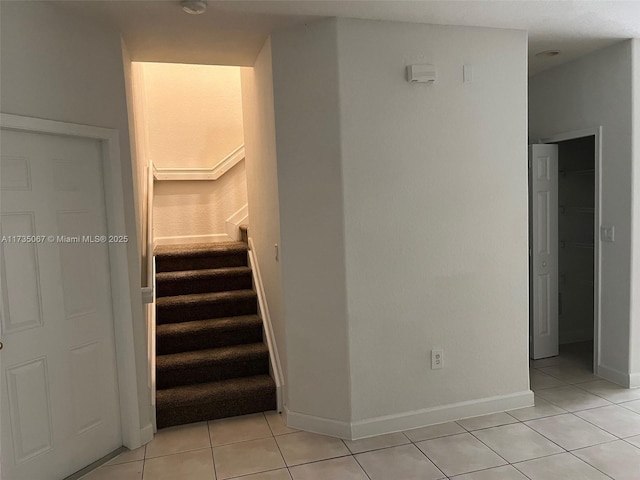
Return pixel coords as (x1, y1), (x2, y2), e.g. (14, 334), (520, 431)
(82, 344), (640, 479)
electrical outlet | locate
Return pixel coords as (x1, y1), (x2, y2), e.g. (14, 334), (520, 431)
(431, 349), (444, 369)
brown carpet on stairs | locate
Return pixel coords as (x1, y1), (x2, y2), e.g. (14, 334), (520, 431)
(154, 241), (275, 429)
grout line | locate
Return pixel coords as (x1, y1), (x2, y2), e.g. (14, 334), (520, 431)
(565, 450), (617, 480)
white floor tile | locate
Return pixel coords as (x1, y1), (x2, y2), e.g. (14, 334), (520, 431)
(145, 422), (211, 458)
(513, 452), (610, 479)
(289, 456), (368, 480)
(508, 395), (566, 421)
(143, 450), (215, 480)
(415, 433), (507, 477)
(275, 431), (350, 466)
(626, 435), (640, 449)
(213, 437), (285, 479)
(450, 465), (528, 480)
(620, 399), (640, 414)
(265, 411), (299, 436)
(529, 370), (566, 391)
(574, 440), (640, 480)
(457, 412), (518, 431)
(208, 413), (272, 446)
(355, 444), (445, 480)
(577, 380), (640, 403)
(403, 422), (466, 442)
(525, 414), (616, 450)
(238, 469), (292, 480)
(538, 364), (599, 384)
(472, 423), (564, 463)
(535, 385), (611, 412)
(575, 404), (640, 438)
(343, 432), (409, 454)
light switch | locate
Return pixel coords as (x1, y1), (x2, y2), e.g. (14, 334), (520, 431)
(601, 225), (615, 243)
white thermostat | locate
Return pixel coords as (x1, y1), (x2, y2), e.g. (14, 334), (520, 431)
(407, 64), (436, 83)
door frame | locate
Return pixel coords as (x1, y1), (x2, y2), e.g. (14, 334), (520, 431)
(539, 126), (603, 373)
(0, 113), (144, 448)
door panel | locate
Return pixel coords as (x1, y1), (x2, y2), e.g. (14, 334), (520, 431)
(1, 130), (121, 480)
(529, 144), (559, 359)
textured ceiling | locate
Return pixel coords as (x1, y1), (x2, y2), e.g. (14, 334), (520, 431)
(56, 0), (640, 75)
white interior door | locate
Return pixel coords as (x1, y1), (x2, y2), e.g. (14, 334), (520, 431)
(0, 129), (122, 480)
(529, 144), (559, 359)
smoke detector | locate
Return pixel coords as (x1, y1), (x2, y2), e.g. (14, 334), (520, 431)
(181, 0), (207, 15)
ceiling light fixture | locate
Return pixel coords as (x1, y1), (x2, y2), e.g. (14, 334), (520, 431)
(181, 0), (207, 15)
(536, 50), (561, 57)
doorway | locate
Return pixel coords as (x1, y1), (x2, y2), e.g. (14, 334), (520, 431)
(530, 128), (602, 373)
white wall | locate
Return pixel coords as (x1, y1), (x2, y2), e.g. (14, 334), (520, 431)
(271, 19), (352, 425)
(0, 1), (152, 442)
(270, 18), (531, 437)
(240, 38), (288, 389)
(529, 40), (636, 385)
(132, 63), (248, 242)
(336, 18), (530, 425)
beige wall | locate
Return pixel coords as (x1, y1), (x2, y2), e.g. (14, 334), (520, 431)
(132, 63), (248, 242)
(240, 38), (288, 392)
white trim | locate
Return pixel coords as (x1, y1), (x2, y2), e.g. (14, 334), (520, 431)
(284, 407), (351, 439)
(153, 145), (245, 181)
(285, 390), (534, 440)
(155, 233), (233, 246)
(225, 204), (249, 241)
(0, 113), (144, 448)
(139, 423), (154, 445)
(542, 127), (603, 375)
(598, 363), (631, 387)
(350, 390), (533, 440)
(630, 372), (640, 389)
(248, 238), (284, 412)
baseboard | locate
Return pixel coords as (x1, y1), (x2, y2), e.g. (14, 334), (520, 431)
(597, 363), (630, 387)
(226, 204), (248, 241)
(285, 390), (534, 440)
(350, 390), (534, 439)
(139, 423), (154, 446)
(284, 407), (352, 439)
(155, 234), (232, 246)
(630, 372), (640, 388)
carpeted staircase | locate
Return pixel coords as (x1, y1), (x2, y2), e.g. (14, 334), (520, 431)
(154, 241), (276, 429)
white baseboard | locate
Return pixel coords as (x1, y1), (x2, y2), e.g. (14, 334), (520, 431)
(284, 407), (352, 439)
(139, 423), (155, 446)
(155, 234), (232, 246)
(597, 363), (630, 387)
(226, 204), (248, 241)
(285, 390), (534, 440)
(630, 372), (640, 388)
(350, 390), (534, 440)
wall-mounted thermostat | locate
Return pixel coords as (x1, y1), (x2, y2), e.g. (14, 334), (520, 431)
(407, 64), (436, 83)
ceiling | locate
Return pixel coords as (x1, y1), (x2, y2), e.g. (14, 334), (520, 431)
(56, 0), (640, 75)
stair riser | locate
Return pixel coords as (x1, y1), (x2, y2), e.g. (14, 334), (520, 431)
(156, 391), (276, 429)
(157, 356), (269, 389)
(157, 297), (257, 325)
(156, 272), (252, 298)
(156, 253), (248, 273)
(157, 326), (263, 355)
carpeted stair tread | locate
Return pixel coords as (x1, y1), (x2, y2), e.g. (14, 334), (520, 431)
(156, 289), (257, 324)
(156, 315), (263, 354)
(155, 242), (248, 272)
(156, 266), (252, 297)
(155, 375), (276, 428)
(157, 342), (268, 373)
(156, 342), (269, 388)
